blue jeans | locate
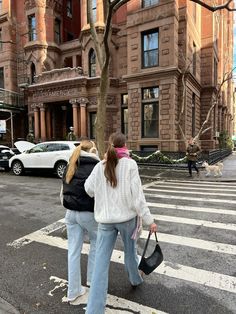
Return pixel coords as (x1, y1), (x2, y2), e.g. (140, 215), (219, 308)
(86, 217), (143, 314)
(65, 210), (97, 301)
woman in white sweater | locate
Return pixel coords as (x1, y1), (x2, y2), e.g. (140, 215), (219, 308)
(85, 132), (157, 314)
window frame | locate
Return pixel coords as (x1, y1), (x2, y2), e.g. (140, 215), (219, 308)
(192, 41), (197, 76)
(121, 93), (128, 136)
(141, 86), (159, 138)
(0, 67), (4, 89)
(28, 14), (36, 41)
(142, 0), (159, 8)
(141, 29), (159, 68)
(54, 18), (61, 44)
(66, 0), (72, 18)
(89, 49), (96, 77)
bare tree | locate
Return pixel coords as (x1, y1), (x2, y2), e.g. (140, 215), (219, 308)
(190, 0), (236, 12)
(87, 0), (129, 157)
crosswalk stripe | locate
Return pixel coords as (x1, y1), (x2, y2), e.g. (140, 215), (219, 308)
(147, 202), (236, 216)
(152, 214), (236, 231)
(145, 188), (236, 198)
(8, 218), (236, 255)
(14, 232), (236, 294)
(161, 180), (236, 187)
(145, 193), (236, 204)
(50, 276), (167, 314)
(150, 184), (236, 192)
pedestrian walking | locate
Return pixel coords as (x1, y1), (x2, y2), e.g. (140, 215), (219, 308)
(61, 140), (99, 305)
(186, 137), (200, 177)
(84, 132), (157, 314)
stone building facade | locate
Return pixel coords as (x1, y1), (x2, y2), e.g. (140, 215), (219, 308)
(0, 0), (234, 151)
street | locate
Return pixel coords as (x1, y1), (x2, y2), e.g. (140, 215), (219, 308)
(0, 172), (236, 314)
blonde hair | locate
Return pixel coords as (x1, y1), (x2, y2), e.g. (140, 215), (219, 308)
(65, 140), (97, 184)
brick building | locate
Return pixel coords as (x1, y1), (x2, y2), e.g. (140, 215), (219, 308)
(0, 0), (234, 151)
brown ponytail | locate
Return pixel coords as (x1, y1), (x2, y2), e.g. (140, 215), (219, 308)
(104, 132), (126, 188)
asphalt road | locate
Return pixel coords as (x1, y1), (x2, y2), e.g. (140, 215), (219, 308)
(0, 171), (236, 314)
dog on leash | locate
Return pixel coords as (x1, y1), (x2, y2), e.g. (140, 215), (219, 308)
(202, 161), (223, 177)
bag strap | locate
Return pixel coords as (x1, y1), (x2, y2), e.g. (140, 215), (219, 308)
(141, 231), (159, 258)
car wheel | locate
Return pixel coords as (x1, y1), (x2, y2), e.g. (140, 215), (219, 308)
(12, 160), (24, 176)
(55, 161), (67, 179)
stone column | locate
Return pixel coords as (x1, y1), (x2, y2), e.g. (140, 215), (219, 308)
(69, 99), (79, 138)
(46, 107), (52, 140)
(78, 97), (89, 138)
(39, 103), (46, 142)
(32, 104), (40, 142)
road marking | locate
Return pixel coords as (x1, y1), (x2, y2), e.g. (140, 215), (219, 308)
(147, 202), (236, 216)
(12, 232), (236, 294)
(145, 193), (236, 204)
(150, 184), (236, 193)
(152, 214), (236, 231)
(161, 180), (236, 187)
(145, 188), (236, 198)
(8, 219), (236, 255)
(141, 230), (236, 255)
(49, 277), (165, 313)
(7, 219), (65, 248)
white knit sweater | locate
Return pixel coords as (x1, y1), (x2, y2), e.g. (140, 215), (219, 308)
(84, 158), (154, 225)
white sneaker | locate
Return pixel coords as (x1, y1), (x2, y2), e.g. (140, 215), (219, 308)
(69, 287), (87, 305)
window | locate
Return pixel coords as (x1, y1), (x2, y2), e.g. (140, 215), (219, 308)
(192, 42), (197, 76)
(90, 112), (96, 139)
(87, 0), (97, 23)
(142, 0), (159, 8)
(30, 63), (36, 84)
(142, 87), (159, 138)
(214, 58), (218, 86)
(89, 49), (96, 77)
(67, 0), (72, 18)
(121, 94), (128, 136)
(28, 14), (36, 41)
(64, 57), (73, 68)
(142, 29), (159, 68)
(54, 18), (61, 44)
(192, 93), (196, 137)
(0, 28), (2, 51)
(0, 67), (4, 88)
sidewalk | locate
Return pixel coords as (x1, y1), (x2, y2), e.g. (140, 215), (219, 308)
(139, 151), (236, 182)
(0, 297), (20, 314)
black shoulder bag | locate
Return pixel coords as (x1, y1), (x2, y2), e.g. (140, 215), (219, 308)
(138, 231), (163, 275)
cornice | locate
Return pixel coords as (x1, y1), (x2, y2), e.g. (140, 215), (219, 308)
(123, 67), (181, 82)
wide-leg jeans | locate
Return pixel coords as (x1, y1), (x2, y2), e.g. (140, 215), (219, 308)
(86, 217), (143, 314)
(65, 209), (97, 301)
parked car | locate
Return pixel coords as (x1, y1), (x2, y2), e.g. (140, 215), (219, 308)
(0, 145), (15, 171)
(9, 141), (80, 178)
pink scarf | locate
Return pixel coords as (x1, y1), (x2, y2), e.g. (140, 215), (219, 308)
(114, 146), (131, 159)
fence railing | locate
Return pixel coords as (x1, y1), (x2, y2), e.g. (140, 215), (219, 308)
(0, 88), (25, 109)
(131, 149), (232, 168)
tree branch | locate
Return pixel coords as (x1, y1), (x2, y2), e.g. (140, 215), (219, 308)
(190, 0), (235, 12)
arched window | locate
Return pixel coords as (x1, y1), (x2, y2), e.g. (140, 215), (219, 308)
(31, 62), (36, 83)
(89, 49), (96, 77)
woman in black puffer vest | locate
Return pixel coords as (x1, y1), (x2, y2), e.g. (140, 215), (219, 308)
(61, 140), (99, 305)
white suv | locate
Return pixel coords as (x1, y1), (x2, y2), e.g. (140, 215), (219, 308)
(9, 141), (80, 178)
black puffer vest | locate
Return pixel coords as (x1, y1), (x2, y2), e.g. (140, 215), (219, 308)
(62, 156), (99, 212)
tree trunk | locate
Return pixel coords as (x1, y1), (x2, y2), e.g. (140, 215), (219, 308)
(96, 65), (109, 158)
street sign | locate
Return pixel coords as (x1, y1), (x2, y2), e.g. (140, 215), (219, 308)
(0, 119), (6, 133)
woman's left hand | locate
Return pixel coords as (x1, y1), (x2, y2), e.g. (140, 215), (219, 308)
(149, 223), (157, 234)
